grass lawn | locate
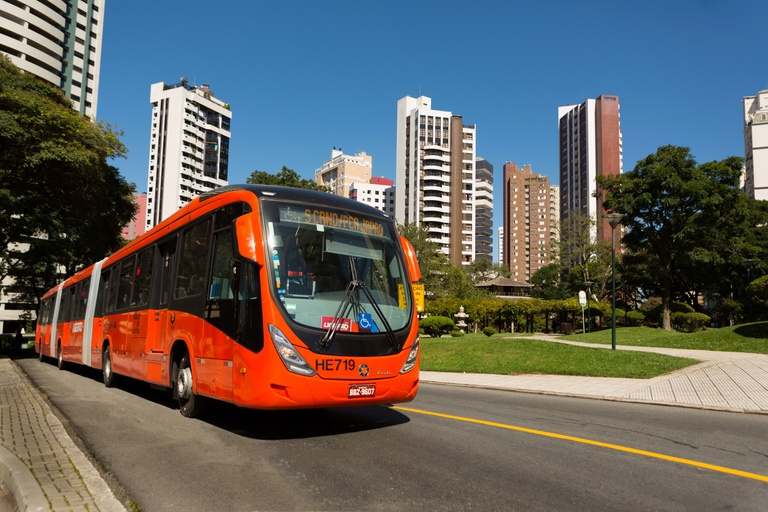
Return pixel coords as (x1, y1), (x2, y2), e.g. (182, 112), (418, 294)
(420, 334), (698, 379)
(559, 322), (768, 354)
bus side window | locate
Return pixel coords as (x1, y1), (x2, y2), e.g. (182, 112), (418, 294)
(176, 220), (211, 298)
(157, 238), (176, 308)
(206, 229), (236, 335)
(117, 256), (136, 311)
(105, 266), (120, 313)
(73, 278), (90, 319)
(61, 286), (74, 323)
(133, 247), (154, 308)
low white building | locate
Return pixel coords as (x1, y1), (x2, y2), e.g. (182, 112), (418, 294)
(349, 178), (396, 217)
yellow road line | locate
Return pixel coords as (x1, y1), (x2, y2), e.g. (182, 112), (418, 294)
(393, 406), (768, 483)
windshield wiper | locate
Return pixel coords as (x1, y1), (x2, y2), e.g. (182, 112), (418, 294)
(317, 257), (398, 351)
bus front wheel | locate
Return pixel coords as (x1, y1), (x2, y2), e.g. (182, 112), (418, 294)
(176, 354), (208, 418)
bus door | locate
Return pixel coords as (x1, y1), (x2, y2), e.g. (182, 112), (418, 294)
(202, 226), (239, 401)
(129, 246), (154, 376)
(68, 278), (90, 363)
(46, 284), (63, 357)
(146, 238), (176, 384)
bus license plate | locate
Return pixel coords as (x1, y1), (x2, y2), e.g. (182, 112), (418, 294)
(348, 384), (376, 398)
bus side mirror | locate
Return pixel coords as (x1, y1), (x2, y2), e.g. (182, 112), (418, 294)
(235, 212), (264, 266)
(400, 236), (421, 283)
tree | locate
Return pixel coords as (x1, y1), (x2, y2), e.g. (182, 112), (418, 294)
(530, 263), (570, 300)
(397, 223), (447, 297)
(553, 212), (613, 300)
(597, 145), (746, 330)
(464, 258), (510, 284)
(246, 166), (329, 191)
(0, 56), (136, 309)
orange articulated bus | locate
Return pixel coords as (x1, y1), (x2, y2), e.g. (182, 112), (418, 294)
(36, 185), (421, 417)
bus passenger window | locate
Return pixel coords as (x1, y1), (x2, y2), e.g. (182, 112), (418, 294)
(117, 257), (135, 310)
(176, 220), (211, 298)
(105, 267), (120, 313)
(158, 238), (176, 307)
(133, 247), (154, 307)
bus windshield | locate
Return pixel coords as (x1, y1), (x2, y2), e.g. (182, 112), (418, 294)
(263, 201), (412, 335)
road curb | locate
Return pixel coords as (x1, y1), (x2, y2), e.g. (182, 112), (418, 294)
(0, 443), (49, 512)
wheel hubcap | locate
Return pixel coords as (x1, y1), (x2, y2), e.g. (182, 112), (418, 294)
(177, 367), (193, 399)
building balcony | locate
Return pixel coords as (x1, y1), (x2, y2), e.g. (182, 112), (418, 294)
(423, 204), (450, 215)
(423, 214), (450, 224)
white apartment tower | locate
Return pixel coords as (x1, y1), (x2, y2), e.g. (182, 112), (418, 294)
(396, 95), (477, 266)
(0, 0), (105, 118)
(315, 149), (373, 198)
(145, 81), (231, 229)
(743, 89), (768, 200)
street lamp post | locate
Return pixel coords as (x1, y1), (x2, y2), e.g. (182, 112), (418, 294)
(605, 213), (624, 350)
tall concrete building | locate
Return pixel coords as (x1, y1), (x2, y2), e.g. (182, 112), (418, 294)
(743, 89), (768, 200)
(145, 81), (231, 229)
(502, 163), (554, 281)
(396, 95), (477, 266)
(1, 0), (106, 333)
(558, 95), (622, 243)
(0, 0), (105, 118)
(474, 158), (494, 262)
(314, 148), (372, 198)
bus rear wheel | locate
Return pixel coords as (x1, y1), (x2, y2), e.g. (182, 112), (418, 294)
(103, 348), (117, 387)
(57, 344), (65, 370)
(176, 354), (208, 418)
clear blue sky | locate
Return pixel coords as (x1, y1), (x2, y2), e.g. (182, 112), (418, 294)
(98, 0), (766, 258)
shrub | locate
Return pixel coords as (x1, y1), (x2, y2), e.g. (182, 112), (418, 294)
(450, 330), (464, 337)
(671, 312), (711, 332)
(625, 310), (645, 327)
(419, 316), (455, 337)
(642, 299), (694, 326)
(482, 326), (496, 337)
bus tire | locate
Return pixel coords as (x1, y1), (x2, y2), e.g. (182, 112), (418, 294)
(103, 348), (117, 388)
(176, 353), (208, 418)
(56, 343), (65, 370)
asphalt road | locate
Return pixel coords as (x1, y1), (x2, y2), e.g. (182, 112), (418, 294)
(17, 358), (768, 511)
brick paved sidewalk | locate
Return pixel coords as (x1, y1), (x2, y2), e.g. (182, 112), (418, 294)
(0, 358), (125, 512)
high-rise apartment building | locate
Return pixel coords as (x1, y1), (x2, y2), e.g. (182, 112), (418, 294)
(315, 149), (373, 197)
(145, 81), (231, 229)
(0, 1), (106, 333)
(0, 0), (105, 118)
(396, 95), (477, 266)
(474, 158), (494, 262)
(121, 193), (147, 241)
(502, 163), (553, 281)
(350, 177), (396, 217)
(743, 89), (768, 200)
(558, 95), (622, 243)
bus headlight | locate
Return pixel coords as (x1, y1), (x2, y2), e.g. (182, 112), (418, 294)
(269, 324), (316, 377)
(400, 336), (419, 374)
